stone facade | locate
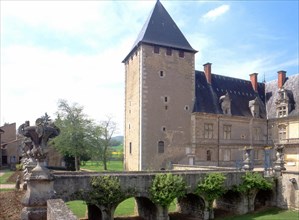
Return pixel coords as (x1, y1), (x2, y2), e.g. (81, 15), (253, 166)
(0, 123), (22, 167)
(124, 44), (195, 171)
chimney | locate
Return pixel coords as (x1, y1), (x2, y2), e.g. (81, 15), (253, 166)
(278, 70), (286, 89)
(203, 63), (212, 84)
(249, 73), (258, 92)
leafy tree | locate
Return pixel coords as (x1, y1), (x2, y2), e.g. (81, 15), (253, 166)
(52, 99), (93, 171)
(149, 173), (186, 208)
(195, 173), (226, 219)
(99, 116), (117, 170)
(235, 172), (273, 194)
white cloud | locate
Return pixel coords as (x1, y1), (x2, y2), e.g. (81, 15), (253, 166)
(202, 5), (230, 21)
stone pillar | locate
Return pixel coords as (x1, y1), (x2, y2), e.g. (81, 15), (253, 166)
(21, 162), (55, 220)
(242, 147), (253, 171)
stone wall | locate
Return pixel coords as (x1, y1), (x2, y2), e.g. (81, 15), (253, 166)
(277, 171), (299, 210)
(47, 199), (77, 220)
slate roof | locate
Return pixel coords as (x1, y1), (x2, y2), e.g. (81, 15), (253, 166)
(193, 71), (267, 118)
(266, 74), (299, 119)
(123, 0), (196, 62)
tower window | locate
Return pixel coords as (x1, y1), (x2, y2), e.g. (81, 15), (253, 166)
(166, 48), (172, 56)
(158, 141), (164, 153)
(207, 150), (211, 161)
(184, 105), (189, 111)
(161, 126), (166, 132)
(164, 96), (168, 103)
(159, 71), (165, 78)
(154, 46), (160, 54)
(129, 142), (132, 154)
(179, 50), (184, 58)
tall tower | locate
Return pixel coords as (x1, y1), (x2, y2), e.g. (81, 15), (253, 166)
(123, 1), (197, 171)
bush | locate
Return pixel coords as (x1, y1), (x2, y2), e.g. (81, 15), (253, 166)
(149, 173), (186, 208)
(235, 172), (273, 194)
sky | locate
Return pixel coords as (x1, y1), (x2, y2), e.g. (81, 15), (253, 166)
(1, 0), (298, 135)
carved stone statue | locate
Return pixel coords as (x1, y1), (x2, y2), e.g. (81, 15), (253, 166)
(18, 113), (60, 161)
(219, 92), (232, 115)
(249, 97), (260, 118)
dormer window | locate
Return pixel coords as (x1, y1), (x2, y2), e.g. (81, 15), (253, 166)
(275, 87), (289, 118)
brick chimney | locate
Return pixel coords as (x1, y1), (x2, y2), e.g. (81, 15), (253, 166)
(278, 70), (286, 89)
(249, 73), (258, 92)
(203, 63), (212, 84)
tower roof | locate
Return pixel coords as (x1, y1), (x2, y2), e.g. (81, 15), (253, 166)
(123, 1), (196, 62)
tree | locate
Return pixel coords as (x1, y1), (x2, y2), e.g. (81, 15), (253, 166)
(196, 173), (226, 219)
(52, 99), (93, 171)
(99, 116), (117, 170)
(149, 173), (186, 208)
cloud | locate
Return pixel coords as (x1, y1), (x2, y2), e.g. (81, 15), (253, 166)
(202, 5), (230, 21)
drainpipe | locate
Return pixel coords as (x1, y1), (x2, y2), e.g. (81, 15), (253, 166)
(217, 115), (220, 167)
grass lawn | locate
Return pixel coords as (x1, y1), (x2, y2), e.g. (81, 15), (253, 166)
(218, 207), (299, 220)
(67, 197), (177, 218)
(80, 160), (123, 172)
(0, 170), (14, 184)
(66, 200), (87, 219)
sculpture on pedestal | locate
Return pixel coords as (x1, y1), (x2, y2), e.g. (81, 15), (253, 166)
(18, 113), (60, 220)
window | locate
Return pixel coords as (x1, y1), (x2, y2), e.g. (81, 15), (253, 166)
(166, 48), (172, 56)
(159, 71), (165, 78)
(254, 127), (261, 140)
(277, 106), (287, 117)
(164, 96), (168, 103)
(158, 141), (164, 153)
(184, 105), (189, 111)
(207, 150), (211, 161)
(154, 46), (160, 54)
(129, 142), (132, 154)
(179, 50), (184, 58)
(204, 123), (213, 139)
(223, 125), (231, 140)
(161, 126), (166, 132)
(165, 105), (168, 110)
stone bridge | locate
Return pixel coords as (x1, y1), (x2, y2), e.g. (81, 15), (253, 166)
(48, 170), (275, 220)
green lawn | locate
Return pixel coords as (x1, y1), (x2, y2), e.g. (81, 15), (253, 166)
(218, 207), (299, 220)
(80, 160), (123, 172)
(67, 197), (177, 218)
(0, 170), (14, 184)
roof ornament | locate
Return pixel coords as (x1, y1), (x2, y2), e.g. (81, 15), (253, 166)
(249, 97), (260, 118)
(219, 92), (231, 116)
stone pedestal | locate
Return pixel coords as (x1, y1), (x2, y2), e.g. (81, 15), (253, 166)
(273, 145), (286, 177)
(242, 148), (253, 171)
(21, 162), (55, 220)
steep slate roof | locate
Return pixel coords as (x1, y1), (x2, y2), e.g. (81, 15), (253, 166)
(266, 74), (299, 119)
(193, 71), (267, 118)
(123, 0), (196, 62)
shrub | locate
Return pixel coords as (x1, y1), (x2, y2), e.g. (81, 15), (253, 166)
(196, 173), (226, 207)
(235, 172), (273, 194)
(149, 173), (186, 208)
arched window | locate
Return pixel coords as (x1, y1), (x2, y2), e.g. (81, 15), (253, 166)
(158, 141), (164, 153)
(207, 150), (211, 161)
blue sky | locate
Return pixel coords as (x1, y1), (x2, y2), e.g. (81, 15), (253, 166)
(1, 0), (298, 134)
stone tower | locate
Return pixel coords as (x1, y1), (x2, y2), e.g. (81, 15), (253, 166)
(123, 1), (197, 171)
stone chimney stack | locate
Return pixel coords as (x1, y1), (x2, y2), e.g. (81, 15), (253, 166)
(278, 70), (286, 89)
(203, 63), (212, 84)
(249, 73), (258, 92)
